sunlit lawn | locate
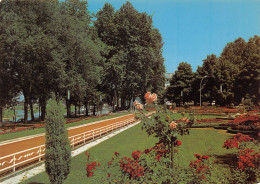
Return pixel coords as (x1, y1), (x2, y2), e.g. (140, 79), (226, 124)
(21, 121), (244, 184)
(0, 113), (129, 142)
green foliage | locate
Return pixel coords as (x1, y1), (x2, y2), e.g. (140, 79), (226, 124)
(166, 62), (194, 105)
(95, 1), (165, 107)
(244, 98), (254, 111)
(45, 97), (71, 184)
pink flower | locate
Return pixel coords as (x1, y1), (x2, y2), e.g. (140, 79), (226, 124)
(150, 93), (157, 102)
(144, 92), (151, 100)
(169, 122), (178, 129)
(136, 104), (143, 110)
(144, 91), (157, 104)
(133, 100), (140, 106)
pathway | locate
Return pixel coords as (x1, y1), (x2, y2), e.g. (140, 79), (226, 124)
(0, 114), (135, 175)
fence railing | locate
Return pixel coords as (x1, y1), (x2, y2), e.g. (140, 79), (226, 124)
(0, 117), (136, 175)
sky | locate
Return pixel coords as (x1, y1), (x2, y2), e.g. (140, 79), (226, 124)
(87, 0), (260, 73)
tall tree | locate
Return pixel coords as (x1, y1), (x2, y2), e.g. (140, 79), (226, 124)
(234, 36), (260, 104)
(58, 0), (104, 117)
(0, 0), (62, 122)
(196, 54), (220, 105)
(45, 97), (71, 184)
(166, 62), (193, 105)
(95, 1), (165, 107)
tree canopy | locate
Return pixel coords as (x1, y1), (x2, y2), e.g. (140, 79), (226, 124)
(0, 0), (165, 122)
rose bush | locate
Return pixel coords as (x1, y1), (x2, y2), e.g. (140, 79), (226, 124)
(223, 133), (259, 182)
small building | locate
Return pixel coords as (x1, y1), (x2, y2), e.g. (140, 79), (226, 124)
(165, 73), (173, 89)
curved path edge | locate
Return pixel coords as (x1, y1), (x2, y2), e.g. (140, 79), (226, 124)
(0, 114), (132, 146)
(0, 120), (141, 184)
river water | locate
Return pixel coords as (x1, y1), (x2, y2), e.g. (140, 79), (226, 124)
(4, 106), (111, 122)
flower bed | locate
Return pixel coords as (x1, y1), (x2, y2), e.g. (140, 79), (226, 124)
(0, 114), (110, 135)
(217, 114), (260, 135)
(196, 118), (223, 123)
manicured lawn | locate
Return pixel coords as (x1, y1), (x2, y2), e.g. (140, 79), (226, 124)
(21, 122), (248, 184)
(20, 123), (158, 184)
(0, 113), (129, 142)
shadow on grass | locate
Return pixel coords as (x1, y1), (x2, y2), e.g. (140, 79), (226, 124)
(213, 153), (237, 167)
(27, 182), (44, 184)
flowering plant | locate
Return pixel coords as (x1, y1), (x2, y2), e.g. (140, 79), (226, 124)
(86, 142), (182, 183)
(189, 154), (211, 181)
(134, 92), (193, 169)
(222, 133), (259, 181)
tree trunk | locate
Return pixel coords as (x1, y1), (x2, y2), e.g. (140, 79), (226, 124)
(30, 100), (35, 122)
(93, 104), (96, 116)
(85, 105), (89, 116)
(40, 98), (46, 121)
(74, 104), (77, 118)
(116, 93), (119, 110)
(39, 103), (41, 119)
(13, 106), (16, 122)
(127, 98), (131, 109)
(24, 97), (28, 123)
(78, 103), (81, 116)
(66, 99), (71, 118)
(84, 101), (89, 116)
(121, 97), (125, 110)
(0, 106), (3, 126)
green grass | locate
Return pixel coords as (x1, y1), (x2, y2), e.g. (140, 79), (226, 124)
(20, 123), (158, 184)
(20, 122), (250, 184)
(0, 113), (129, 142)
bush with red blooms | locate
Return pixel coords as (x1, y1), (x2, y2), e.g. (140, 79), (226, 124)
(196, 118), (223, 124)
(119, 155), (144, 179)
(189, 154), (211, 181)
(227, 114), (260, 132)
(85, 151), (100, 177)
(224, 109), (239, 113)
(196, 110), (223, 114)
(223, 133), (259, 182)
(86, 142), (182, 183)
(222, 133), (255, 149)
(238, 148), (260, 170)
(233, 114), (260, 125)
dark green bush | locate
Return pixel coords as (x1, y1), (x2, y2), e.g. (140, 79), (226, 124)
(45, 97), (71, 184)
(244, 98), (254, 111)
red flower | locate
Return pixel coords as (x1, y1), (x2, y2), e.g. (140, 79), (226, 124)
(202, 155), (210, 160)
(176, 140), (182, 146)
(194, 154), (202, 160)
(132, 150), (141, 160)
(223, 133), (255, 149)
(114, 151), (120, 156)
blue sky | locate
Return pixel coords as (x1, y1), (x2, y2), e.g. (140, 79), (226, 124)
(88, 0), (260, 73)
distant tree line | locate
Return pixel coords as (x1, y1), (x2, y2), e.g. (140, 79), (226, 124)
(166, 36), (260, 106)
(0, 0), (165, 123)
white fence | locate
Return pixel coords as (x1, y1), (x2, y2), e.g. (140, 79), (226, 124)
(0, 117), (135, 175)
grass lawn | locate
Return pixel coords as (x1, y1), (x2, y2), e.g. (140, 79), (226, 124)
(0, 113), (129, 142)
(20, 122), (248, 184)
(20, 123), (158, 184)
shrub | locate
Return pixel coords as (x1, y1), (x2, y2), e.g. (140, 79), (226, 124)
(45, 97), (71, 184)
(244, 98), (254, 111)
(189, 154), (211, 182)
(223, 133), (259, 182)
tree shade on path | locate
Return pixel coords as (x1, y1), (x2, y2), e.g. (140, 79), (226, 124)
(0, 114), (135, 174)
